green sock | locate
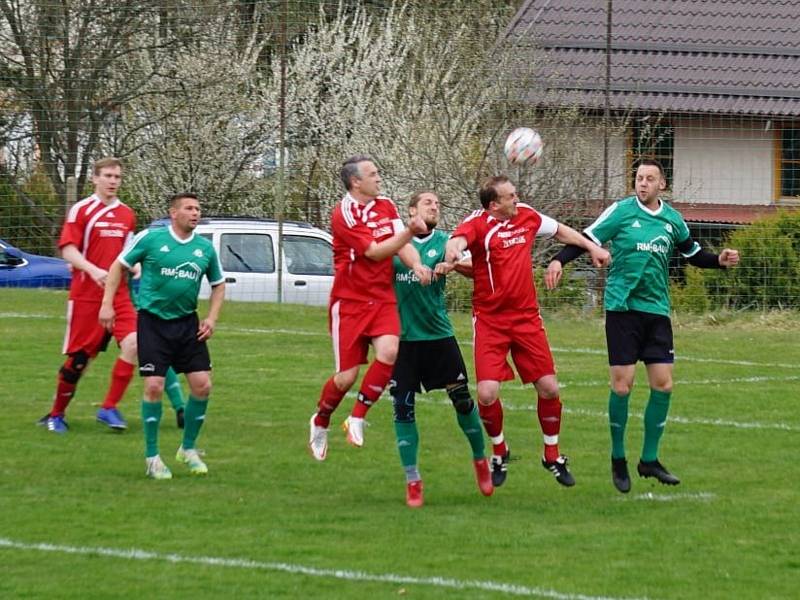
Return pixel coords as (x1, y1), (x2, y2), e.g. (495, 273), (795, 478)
(141, 400), (163, 458)
(394, 420), (419, 469)
(181, 395), (208, 450)
(164, 367), (185, 412)
(642, 389), (671, 462)
(456, 404), (486, 459)
(608, 390), (630, 459)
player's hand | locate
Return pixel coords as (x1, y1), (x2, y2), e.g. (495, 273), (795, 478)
(198, 318), (216, 341)
(434, 261), (455, 277)
(719, 248), (740, 267)
(90, 266), (109, 288)
(98, 304), (115, 331)
(413, 263), (432, 286)
(408, 215), (428, 236)
(544, 261), (563, 290)
(589, 245), (611, 268)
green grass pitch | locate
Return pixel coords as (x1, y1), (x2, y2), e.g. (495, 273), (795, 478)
(1, 289), (798, 599)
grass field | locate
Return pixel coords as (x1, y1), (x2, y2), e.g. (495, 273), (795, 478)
(1, 288), (798, 599)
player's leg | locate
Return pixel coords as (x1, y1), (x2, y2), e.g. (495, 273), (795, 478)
(310, 299), (363, 458)
(137, 310), (173, 479)
(638, 362), (679, 485)
(638, 314), (679, 485)
(344, 333), (396, 446)
(608, 365), (636, 492)
(390, 359), (422, 507)
(96, 331), (136, 430)
(605, 310), (645, 493)
(164, 367), (186, 428)
(39, 300), (98, 432)
(173, 313), (213, 475)
(472, 314), (514, 486)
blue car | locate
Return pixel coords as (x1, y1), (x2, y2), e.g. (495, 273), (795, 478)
(0, 238), (71, 289)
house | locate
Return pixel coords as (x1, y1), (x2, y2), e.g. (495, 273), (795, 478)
(504, 0), (800, 227)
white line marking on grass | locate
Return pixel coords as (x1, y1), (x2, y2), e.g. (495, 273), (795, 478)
(0, 312), (56, 319)
(222, 326), (325, 336)
(412, 397), (799, 432)
(0, 537), (649, 600)
(624, 492), (715, 502)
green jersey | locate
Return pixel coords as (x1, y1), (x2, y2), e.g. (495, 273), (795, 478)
(393, 229), (454, 341)
(120, 226), (224, 320)
(584, 196), (700, 316)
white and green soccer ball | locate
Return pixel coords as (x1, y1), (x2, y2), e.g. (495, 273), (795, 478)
(504, 127), (544, 166)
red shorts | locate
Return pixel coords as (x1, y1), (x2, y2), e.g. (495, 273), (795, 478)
(472, 310), (556, 384)
(62, 296), (137, 356)
(329, 298), (400, 372)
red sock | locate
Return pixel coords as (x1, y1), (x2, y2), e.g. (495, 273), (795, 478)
(50, 377), (77, 416)
(315, 376), (347, 428)
(351, 359), (393, 418)
(101, 358), (135, 409)
(479, 398), (508, 456)
(538, 395), (562, 462)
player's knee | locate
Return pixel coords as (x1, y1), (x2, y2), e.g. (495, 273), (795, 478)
(190, 378), (212, 398)
(535, 375), (560, 398)
(611, 381), (633, 396)
(144, 379), (164, 399)
(391, 389), (415, 423)
(59, 351), (90, 384)
(447, 382), (474, 415)
(334, 368), (358, 391)
(119, 333), (137, 359)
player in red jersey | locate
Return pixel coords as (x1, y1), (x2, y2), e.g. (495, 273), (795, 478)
(308, 155), (431, 461)
(37, 157), (138, 434)
(440, 175), (609, 486)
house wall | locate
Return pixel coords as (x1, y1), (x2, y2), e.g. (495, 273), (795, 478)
(672, 117), (774, 205)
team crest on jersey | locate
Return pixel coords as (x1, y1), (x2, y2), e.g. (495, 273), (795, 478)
(193, 248), (204, 258)
(664, 223), (673, 233)
(427, 249), (437, 258)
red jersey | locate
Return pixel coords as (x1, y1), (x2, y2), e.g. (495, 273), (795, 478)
(329, 193), (404, 303)
(452, 203), (558, 314)
(59, 194), (136, 302)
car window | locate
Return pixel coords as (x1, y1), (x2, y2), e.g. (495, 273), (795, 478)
(283, 235), (333, 276)
(220, 233), (275, 273)
(199, 233), (212, 242)
(0, 247), (24, 267)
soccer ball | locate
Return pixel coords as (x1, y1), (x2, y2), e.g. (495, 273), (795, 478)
(504, 127), (543, 166)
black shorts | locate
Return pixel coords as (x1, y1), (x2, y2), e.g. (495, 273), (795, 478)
(137, 310), (212, 377)
(605, 310), (674, 366)
(390, 337), (469, 394)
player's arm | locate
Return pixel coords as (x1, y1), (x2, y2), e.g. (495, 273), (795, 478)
(61, 243), (108, 288)
(98, 260), (126, 330)
(677, 238), (740, 268)
(198, 282), (225, 341)
(545, 228), (609, 290)
(364, 214), (428, 262)
(397, 243), (432, 286)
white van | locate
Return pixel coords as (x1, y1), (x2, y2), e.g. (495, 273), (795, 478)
(163, 217), (333, 305)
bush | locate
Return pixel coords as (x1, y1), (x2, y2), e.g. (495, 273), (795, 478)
(703, 212), (800, 310)
(671, 266), (710, 314)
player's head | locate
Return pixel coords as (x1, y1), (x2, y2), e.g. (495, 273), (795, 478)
(634, 158), (666, 204)
(341, 155), (381, 199)
(479, 175), (518, 220)
(408, 191), (439, 230)
(169, 192), (201, 233)
(91, 157), (123, 201)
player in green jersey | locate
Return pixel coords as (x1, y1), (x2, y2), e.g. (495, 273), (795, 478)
(391, 191), (493, 507)
(546, 159), (739, 492)
(100, 193), (225, 479)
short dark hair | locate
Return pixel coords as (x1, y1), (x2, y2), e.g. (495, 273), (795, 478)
(408, 190), (437, 209)
(635, 158), (666, 179)
(478, 175), (510, 209)
(169, 192), (199, 208)
(340, 155), (373, 191)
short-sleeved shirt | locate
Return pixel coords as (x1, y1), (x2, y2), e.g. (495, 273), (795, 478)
(451, 203), (558, 314)
(329, 193), (404, 304)
(59, 195), (136, 302)
(584, 196), (700, 316)
(393, 229), (453, 341)
(119, 225), (224, 320)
